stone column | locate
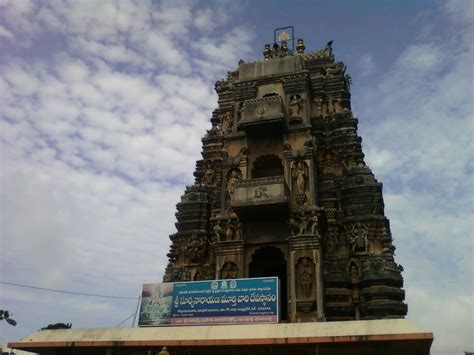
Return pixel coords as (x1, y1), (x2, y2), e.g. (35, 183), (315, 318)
(287, 209), (326, 322)
(214, 241), (245, 279)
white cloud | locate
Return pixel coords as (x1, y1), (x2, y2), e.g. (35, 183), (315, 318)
(358, 54), (375, 77)
(0, 24), (14, 40)
(0, 0), (39, 46)
(192, 26), (254, 72)
(395, 43), (444, 71)
(2, 62), (41, 96)
(445, 0), (474, 25)
(0, 0), (252, 344)
(71, 38), (144, 66)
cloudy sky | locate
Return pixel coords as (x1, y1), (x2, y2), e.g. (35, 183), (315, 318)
(0, 0), (472, 354)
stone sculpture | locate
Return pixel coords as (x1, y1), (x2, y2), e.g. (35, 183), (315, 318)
(227, 168), (242, 201)
(298, 258), (313, 298)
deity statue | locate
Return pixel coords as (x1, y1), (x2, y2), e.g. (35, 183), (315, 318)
(350, 222), (368, 253)
(310, 211), (319, 235)
(298, 258), (313, 298)
(333, 97), (341, 113)
(184, 233), (208, 263)
(202, 161), (215, 186)
(237, 102), (245, 122)
(292, 161), (308, 196)
(227, 169), (242, 201)
(235, 222), (243, 240)
(221, 111), (233, 134)
(350, 263), (359, 283)
(225, 219), (234, 241)
(289, 94), (303, 118)
(314, 97), (323, 117)
(326, 94), (334, 115)
(213, 221), (224, 242)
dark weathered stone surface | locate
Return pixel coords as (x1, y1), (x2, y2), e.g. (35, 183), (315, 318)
(163, 39), (407, 322)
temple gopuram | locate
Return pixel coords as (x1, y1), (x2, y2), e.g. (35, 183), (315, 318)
(163, 35), (407, 323)
(9, 33), (433, 355)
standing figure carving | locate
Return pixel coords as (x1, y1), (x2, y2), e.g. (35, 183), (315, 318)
(314, 97), (323, 117)
(237, 102), (245, 122)
(225, 219), (234, 241)
(227, 168), (242, 201)
(350, 263), (359, 283)
(213, 220), (224, 242)
(202, 161), (215, 187)
(326, 94), (334, 115)
(184, 233), (208, 263)
(298, 258), (314, 298)
(289, 95), (304, 118)
(333, 97), (341, 113)
(310, 211), (319, 235)
(293, 161), (307, 194)
(220, 111), (233, 134)
(235, 222), (243, 240)
(292, 160), (309, 205)
(350, 222), (368, 253)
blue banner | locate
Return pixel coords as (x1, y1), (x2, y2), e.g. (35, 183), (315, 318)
(138, 277), (279, 326)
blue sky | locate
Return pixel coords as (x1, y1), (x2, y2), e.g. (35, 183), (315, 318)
(0, 1), (472, 354)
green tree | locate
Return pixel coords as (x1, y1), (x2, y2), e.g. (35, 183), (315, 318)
(0, 310), (17, 326)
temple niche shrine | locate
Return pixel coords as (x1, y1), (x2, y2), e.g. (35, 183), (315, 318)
(163, 34), (407, 323)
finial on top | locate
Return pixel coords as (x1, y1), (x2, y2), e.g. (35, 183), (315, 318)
(296, 39), (305, 54)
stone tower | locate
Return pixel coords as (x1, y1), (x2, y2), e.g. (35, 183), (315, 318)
(163, 36), (407, 323)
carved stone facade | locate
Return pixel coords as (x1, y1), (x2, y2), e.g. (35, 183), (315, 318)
(163, 38), (407, 322)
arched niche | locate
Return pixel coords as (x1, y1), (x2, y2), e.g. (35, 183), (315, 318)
(295, 256), (315, 299)
(221, 261), (238, 279)
(249, 246), (288, 320)
(252, 154), (284, 178)
(348, 261), (359, 283)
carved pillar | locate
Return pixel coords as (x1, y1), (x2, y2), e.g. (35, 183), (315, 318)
(214, 241), (245, 279)
(308, 154), (318, 206)
(287, 208), (326, 322)
(288, 234), (324, 321)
